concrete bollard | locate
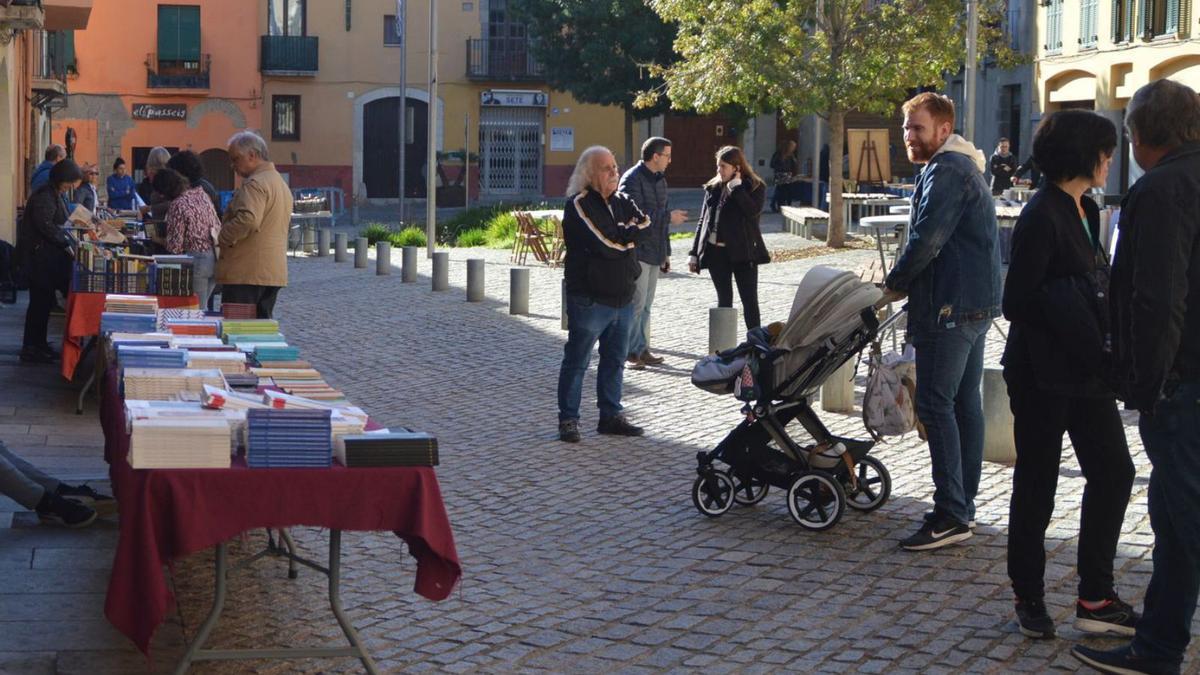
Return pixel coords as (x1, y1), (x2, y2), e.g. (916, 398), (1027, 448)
(510, 268), (530, 315)
(316, 228), (331, 257)
(334, 233), (348, 262)
(432, 251), (449, 291)
(708, 307), (738, 355)
(402, 246), (419, 283)
(302, 225), (316, 254)
(466, 259), (485, 302)
(820, 360), (856, 413)
(982, 367), (1017, 464)
(561, 279), (569, 331)
(354, 237), (369, 268)
(376, 241), (391, 275)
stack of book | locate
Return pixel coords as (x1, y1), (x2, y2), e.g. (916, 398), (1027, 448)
(122, 367), (227, 400)
(129, 417), (232, 469)
(221, 303), (258, 320)
(117, 346), (188, 369)
(168, 336), (228, 350)
(101, 312), (158, 334)
(105, 295), (159, 315)
(156, 308), (209, 331)
(186, 351), (247, 375)
(253, 345), (300, 363)
(245, 409), (333, 468)
(152, 255), (194, 296)
(335, 432), (439, 467)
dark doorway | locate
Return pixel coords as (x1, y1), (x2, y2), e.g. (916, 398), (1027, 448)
(131, 146), (180, 184)
(663, 114), (735, 187)
(363, 96), (428, 198)
(198, 148), (234, 191)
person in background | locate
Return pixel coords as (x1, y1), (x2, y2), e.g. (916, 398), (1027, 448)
(16, 160), (81, 364)
(216, 131), (293, 319)
(769, 139), (800, 212)
(137, 146), (172, 221)
(153, 168), (220, 308)
(167, 150), (221, 216)
(1015, 155), (1043, 190)
(1073, 78), (1200, 675)
(29, 144), (65, 194)
(0, 440), (114, 527)
(1001, 110), (1136, 641)
(618, 136), (687, 370)
(73, 163), (99, 212)
(688, 145), (769, 330)
(105, 157), (136, 211)
(989, 137), (1018, 196)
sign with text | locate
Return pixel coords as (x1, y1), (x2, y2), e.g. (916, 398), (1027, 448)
(132, 103), (187, 120)
(550, 127), (574, 152)
(480, 90), (547, 107)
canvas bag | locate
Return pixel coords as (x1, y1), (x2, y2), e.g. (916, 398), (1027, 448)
(862, 354), (916, 439)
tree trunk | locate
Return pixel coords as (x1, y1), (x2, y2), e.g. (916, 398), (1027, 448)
(827, 108), (846, 249)
(623, 106), (635, 169)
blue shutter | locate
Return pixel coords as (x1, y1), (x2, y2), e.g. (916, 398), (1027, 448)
(1165, 0), (1180, 34)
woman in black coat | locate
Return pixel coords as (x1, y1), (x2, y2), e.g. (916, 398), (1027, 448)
(688, 145), (769, 329)
(18, 160), (82, 363)
(1001, 110), (1136, 640)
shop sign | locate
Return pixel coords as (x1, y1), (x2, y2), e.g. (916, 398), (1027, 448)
(132, 103), (188, 120)
(480, 90), (547, 107)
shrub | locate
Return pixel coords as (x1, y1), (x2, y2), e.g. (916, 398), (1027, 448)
(454, 227), (488, 247)
(389, 226), (427, 248)
(483, 212), (519, 248)
(360, 222), (394, 244)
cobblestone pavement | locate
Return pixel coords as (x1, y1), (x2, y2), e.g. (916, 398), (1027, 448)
(1, 229), (1195, 673)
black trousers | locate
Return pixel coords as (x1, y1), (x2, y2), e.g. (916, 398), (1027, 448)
(220, 284), (281, 319)
(706, 246), (760, 330)
(22, 247), (71, 348)
(1005, 369), (1134, 601)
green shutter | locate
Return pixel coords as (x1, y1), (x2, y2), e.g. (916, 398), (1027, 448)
(157, 6), (179, 61)
(178, 6), (200, 60)
(1112, 0), (1120, 40)
(1136, 0), (1147, 37)
(63, 31), (75, 69)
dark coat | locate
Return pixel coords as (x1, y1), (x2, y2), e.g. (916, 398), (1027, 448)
(1110, 142), (1200, 411)
(561, 188), (649, 307)
(989, 152), (1017, 194)
(618, 162), (670, 266)
(1001, 183), (1111, 397)
(15, 185), (74, 285)
(689, 179), (768, 268)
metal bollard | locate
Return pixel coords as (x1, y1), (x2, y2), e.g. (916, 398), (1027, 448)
(820, 360), (856, 413)
(561, 278), (569, 331)
(708, 307), (738, 355)
(431, 251), (449, 291)
(354, 237), (369, 268)
(316, 228), (331, 257)
(402, 246), (419, 283)
(510, 268), (529, 315)
(982, 367), (1017, 464)
(466, 259), (485, 302)
(376, 241), (391, 275)
(334, 233), (348, 262)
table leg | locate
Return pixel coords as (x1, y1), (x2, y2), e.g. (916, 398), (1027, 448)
(75, 336), (98, 415)
(174, 542), (228, 675)
(328, 530), (381, 675)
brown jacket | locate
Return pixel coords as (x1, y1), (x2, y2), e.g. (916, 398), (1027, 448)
(216, 161), (293, 286)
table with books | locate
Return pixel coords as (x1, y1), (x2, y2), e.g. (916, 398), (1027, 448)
(97, 308), (461, 674)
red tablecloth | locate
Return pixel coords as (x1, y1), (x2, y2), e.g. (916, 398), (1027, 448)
(62, 292), (200, 381)
(100, 369), (462, 657)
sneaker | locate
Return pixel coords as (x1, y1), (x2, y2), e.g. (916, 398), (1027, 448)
(1015, 598), (1056, 639)
(924, 509), (976, 529)
(1072, 644), (1181, 675)
(597, 415), (644, 437)
(35, 493), (97, 528)
(56, 483), (117, 517)
(558, 420), (581, 443)
(19, 347), (55, 364)
(639, 350), (665, 366)
(1076, 597), (1139, 637)
(900, 514), (972, 551)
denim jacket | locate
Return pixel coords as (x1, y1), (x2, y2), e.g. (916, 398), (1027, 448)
(886, 135), (1002, 334)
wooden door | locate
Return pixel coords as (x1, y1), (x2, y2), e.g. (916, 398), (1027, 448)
(663, 114), (735, 188)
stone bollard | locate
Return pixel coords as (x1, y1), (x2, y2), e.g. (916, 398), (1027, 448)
(302, 225), (316, 254)
(820, 360), (856, 413)
(561, 279), (569, 331)
(402, 246), (419, 283)
(708, 307), (738, 355)
(510, 268), (530, 315)
(354, 237), (369, 268)
(466, 259), (485, 302)
(316, 228), (331, 257)
(376, 241), (391, 275)
(431, 251), (449, 291)
(982, 367), (1017, 464)
(334, 233), (348, 262)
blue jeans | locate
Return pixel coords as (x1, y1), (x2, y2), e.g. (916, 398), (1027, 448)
(912, 320), (988, 525)
(557, 295), (634, 422)
(1133, 381), (1200, 665)
(627, 261), (658, 357)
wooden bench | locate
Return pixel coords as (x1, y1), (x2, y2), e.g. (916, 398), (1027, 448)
(779, 206), (830, 239)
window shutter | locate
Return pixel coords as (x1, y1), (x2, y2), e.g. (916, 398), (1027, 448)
(179, 6), (201, 61)
(1165, 0), (1180, 34)
(1136, 0), (1148, 37)
(1112, 0), (1121, 40)
(157, 6), (179, 61)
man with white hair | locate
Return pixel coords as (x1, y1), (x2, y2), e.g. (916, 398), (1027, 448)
(556, 146), (651, 443)
(216, 131), (293, 318)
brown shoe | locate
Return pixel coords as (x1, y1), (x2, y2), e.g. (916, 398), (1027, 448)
(640, 350), (665, 366)
(626, 355), (646, 370)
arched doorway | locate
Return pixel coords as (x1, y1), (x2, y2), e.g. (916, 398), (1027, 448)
(199, 148), (234, 191)
(363, 97), (428, 198)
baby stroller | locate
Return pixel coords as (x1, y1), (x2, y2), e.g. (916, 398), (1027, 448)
(689, 266), (905, 531)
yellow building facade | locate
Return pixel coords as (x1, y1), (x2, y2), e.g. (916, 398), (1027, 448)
(258, 0), (627, 205)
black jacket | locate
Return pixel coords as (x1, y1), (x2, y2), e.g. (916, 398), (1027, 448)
(989, 153), (1017, 194)
(15, 185), (73, 271)
(1001, 183), (1112, 396)
(1110, 142), (1200, 411)
(561, 188), (649, 307)
(618, 162), (670, 266)
(689, 179), (769, 268)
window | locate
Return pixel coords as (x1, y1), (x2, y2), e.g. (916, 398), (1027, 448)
(1144, 0), (1182, 37)
(384, 14), (403, 46)
(1080, 0), (1099, 47)
(1044, 0), (1063, 53)
(157, 5), (201, 68)
(268, 0), (305, 37)
(1112, 0), (1135, 42)
(1005, 0), (1024, 51)
(272, 95), (301, 141)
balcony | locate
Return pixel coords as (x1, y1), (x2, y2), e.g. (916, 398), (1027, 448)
(260, 35), (318, 76)
(43, 0), (91, 30)
(146, 52), (210, 89)
(466, 37), (544, 81)
(0, 0), (45, 32)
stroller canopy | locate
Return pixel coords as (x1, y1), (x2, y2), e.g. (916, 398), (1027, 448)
(776, 266), (882, 353)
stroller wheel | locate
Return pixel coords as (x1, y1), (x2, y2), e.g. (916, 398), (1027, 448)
(787, 471), (846, 531)
(692, 471), (735, 518)
(845, 456), (892, 512)
(730, 470), (770, 506)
